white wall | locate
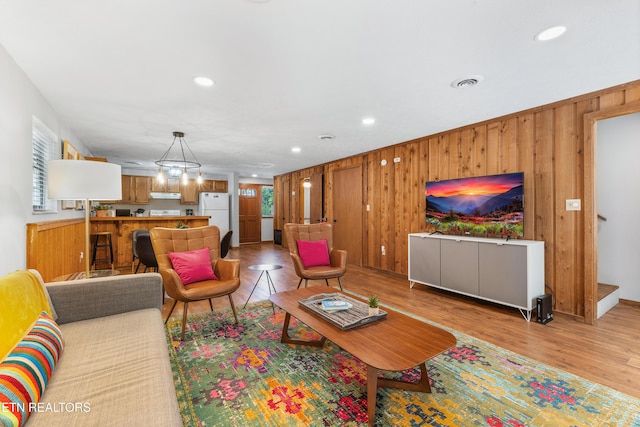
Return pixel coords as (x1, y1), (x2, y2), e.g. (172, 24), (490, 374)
(597, 112), (640, 301)
(0, 44), (90, 276)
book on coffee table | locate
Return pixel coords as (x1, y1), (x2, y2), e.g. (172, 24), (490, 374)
(299, 293), (387, 330)
(321, 299), (353, 312)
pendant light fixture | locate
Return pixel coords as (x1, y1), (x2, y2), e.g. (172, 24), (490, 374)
(155, 131), (203, 184)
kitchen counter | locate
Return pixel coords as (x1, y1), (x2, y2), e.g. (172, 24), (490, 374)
(90, 216), (210, 269)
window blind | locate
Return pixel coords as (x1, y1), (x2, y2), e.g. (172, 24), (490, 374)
(32, 117), (58, 212)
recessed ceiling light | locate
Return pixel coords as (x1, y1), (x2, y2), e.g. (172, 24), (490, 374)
(193, 76), (214, 87)
(450, 75), (483, 88)
(251, 174), (258, 178)
(534, 26), (567, 41)
(362, 117), (376, 126)
(291, 147), (301, 153)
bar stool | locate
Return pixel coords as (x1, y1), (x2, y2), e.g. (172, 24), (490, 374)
(91, 231), (114, 271)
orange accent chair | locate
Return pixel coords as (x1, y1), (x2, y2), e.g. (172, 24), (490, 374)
(284, 222), (347, 291)
(150, 225), (240, 340)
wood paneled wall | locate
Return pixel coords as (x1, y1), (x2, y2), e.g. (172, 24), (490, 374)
(26, 219), (85, 282)
(275, 80), (640, 322)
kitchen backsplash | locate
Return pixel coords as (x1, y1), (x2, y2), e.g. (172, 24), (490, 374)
(105, 200), (196, 216)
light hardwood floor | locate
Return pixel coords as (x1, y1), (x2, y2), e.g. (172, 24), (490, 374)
(160, 242), (640, 400)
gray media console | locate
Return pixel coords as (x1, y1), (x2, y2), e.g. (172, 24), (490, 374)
(408, 233), (545, 321)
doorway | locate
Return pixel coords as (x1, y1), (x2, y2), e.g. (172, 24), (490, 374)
(332, 166), (363, 266)
(239, 184), (261, 244)
(299, 173), (323, 224)
(596, 112), (640, 302)
(584, 101), (640, 323)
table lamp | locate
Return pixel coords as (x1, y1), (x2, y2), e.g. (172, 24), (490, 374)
(48, 159), (122, 278)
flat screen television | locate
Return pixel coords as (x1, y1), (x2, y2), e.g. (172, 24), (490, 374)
(425, 172), (524, 238)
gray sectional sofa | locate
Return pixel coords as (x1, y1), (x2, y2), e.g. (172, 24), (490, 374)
(29, 272), (181, 426)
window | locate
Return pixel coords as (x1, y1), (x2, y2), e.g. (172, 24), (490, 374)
(261, 186), (274, 217)
(32, 117), (58, 213)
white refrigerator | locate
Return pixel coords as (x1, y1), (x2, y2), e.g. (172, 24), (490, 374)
(199, 193), (230, 235)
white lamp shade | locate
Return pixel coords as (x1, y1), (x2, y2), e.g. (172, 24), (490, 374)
(48, 160), (122, 201)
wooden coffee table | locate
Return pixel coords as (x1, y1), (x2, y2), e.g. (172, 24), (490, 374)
(270, 287), (456, 426)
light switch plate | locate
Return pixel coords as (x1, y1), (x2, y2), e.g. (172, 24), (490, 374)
(566, 199), (581, 211)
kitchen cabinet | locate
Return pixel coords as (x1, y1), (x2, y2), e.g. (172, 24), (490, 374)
(213, 180), (227, 192)
(120, 176), (134, 203)
(133, 176), (150, 203)
(150, 178), (164, 192)
(167, 178), (180, 193)
(408, 233), (544, 320)
(151, 177), (180, 193)
(180, 180), (199, 204)
(201, 180), (213, 192)
(201, 180), (228, 193)
(119, 175), (150, 204)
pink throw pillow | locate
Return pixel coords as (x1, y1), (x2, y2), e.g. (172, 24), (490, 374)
(168, 247), (218, 285)
(297, 239), (330, 268)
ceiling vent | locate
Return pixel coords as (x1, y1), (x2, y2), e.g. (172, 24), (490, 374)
(319, 134), (335, 140)
(451, 75), (483, 88)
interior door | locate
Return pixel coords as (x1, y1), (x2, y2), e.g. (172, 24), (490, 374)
(332, 166), (362, 266)
(239, 184), (261, 244)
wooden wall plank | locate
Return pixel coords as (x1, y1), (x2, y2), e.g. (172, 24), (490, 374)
(459, 128), (473, 177)
(380, 148), (394, 271)
(449, 131), (461, 178)
(415, 138), (429, 234)
(370, 153), (381, 269)
(486, 123), (500, 175)
(501, 118), (518, 172)
(517, 114), (536, 240)
(534, 108), (556, 297)
(438, 134), (451, 179)
(427, 136), (440, 182)
(472, 126), (487, 177)
(553, 104), (579, 314)
(600, 91), (625, 109)
(625, 86), (640, 103)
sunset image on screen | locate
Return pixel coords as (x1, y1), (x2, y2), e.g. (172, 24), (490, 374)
(425, 172), (524, 238)
(426, 174), (522, 198)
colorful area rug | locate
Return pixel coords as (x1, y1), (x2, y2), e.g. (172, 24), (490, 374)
(166, 301), (640, 426)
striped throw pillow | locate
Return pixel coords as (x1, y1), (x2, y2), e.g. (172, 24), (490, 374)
(0, 312), (64, 427)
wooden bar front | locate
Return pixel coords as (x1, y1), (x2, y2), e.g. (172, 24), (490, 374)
(90, 216), (210, 269)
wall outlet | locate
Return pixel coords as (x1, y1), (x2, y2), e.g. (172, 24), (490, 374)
(366, 204), (370, 211)
(381, 245), (386, 255)
(566, 199), (581, 211)
(393, 157), (401, 163)
(80, 252), (83, 261)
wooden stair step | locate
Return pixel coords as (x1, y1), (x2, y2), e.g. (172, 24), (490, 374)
(598, 283), (619, 301)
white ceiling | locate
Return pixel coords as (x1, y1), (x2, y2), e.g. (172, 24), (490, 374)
(1, 0), (639, 179)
